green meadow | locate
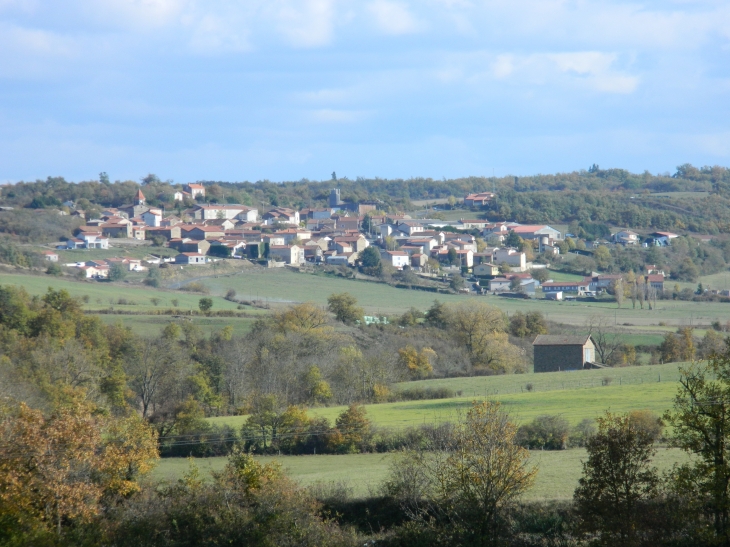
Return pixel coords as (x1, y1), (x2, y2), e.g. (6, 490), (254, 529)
(152, 447), (690, 500)
(209, 361), (685, 432)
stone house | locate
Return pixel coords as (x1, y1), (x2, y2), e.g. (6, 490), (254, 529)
(532, 335), (597, 373)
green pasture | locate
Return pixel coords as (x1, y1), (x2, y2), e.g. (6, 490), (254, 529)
(395, 361), (685, 396)
(190, 268), (730, 327)
(545, 270), (585, 282)
(210, 377), (681, 433)
(0, 272), (242, 313)
(152, 447), (690, 500)
(96, 314), (257, 337)
(49, 246), (178, 263)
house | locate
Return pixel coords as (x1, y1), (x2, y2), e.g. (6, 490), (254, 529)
(100, 222), (132, 238)
(474, 263), (500, 277)
(169, 238), (211, 255)
(411, 253), (428, 269)
(509, 225), (563, 242)
(141, 208), (162, 227)
(146, 226), (182, 241)
(173, 190), (190, 202)
(613, 230), (639, 245)
(455, 249), (474, 268)
(268, 245), (305, 265)
(488, 277), (512, 291)
(131, 226), (146, 240)
(492, 249), (527, 272)
(263, 207), (299, 225)
(332, 235), (368, 253)
(80, 233), (109, 249)
(204, 218), (237, 231)
(188, 205), (258, 222)
(185, 183), (206, 199)
(591, 274), (622, 291)
(533, 335), (598, 373)
(464, 192), (495, 207)
(397, 221), (424, 235)
(42, 251), (59, 262)
(545, 291), (563, 301)
(336, 217), (361, 231)
(458, 219), (491, 230)
(78, 264), (109, 279)
(646, 274), (665, 291)
(646, 232), (679, 247)
(382, 250), (410, 269)
(175, 253), (206, 265)
(184, 226), (226, 240)
(541, 280), (591, 295)
(326, 252), (358, 266)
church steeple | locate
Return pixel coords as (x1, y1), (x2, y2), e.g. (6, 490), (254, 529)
(135, 188), (146, 206)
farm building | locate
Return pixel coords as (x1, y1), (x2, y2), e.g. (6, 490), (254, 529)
(532, 335), (599, 373)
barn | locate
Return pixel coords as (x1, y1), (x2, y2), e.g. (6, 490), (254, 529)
(532, 335), (598, 373)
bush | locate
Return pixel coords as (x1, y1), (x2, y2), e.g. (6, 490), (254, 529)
(516, 414), (570, 450)
(393, 387), (454, 401)
(179, 281), (209, 294)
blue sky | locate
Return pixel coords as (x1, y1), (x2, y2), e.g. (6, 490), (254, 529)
(0, 0), (728, 183)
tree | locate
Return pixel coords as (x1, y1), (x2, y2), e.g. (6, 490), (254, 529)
(610, 277), (624, 308)
(447, 195), (456, 209)
(384, 401), (536, 546)
(594, 245), (611, 270)
(450, 273), (465, 291)
(425, 300), (448, 329)
(45, 262), (62, 276)
(574, 412), (659, 546)
(109, 263), (127, 282)
(509, 276), (522, 292)
(398, 345), (435, 379)
(665, 351), (730, 544)
(326, 293), (364, 324)
(0, 398), (158, 539)
(504, 230), (522, 248)
(516, 414), (570, 450)
(530, 268), (549, 283)
(586, 315), (623, 365)
(329, 404), (371, 453)
(359, 245), (381, 269)
(673, 258), (700, 282)
(198, 297), (213, 313)
(509, 311), (548, 338)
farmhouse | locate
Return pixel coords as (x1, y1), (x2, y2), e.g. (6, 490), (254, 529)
(532, 335), (598, 373)
(464, 192), (495, 207)
(175, 252), (206, 265)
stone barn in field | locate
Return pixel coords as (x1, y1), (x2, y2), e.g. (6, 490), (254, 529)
(532, 335), (598, 373)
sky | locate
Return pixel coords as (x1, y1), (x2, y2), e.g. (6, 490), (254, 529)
(0, 0), (729, 184)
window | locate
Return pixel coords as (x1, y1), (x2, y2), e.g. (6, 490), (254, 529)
(584, 348), (591, 362)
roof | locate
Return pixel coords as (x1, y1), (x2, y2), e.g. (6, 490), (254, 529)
(541, 281), (580, 287)
(647, 274), (665, 282)
(187, 183), (204, 189)
(135, 189), (145, 200)
(179, 252), (203, 257)
(533, 335), (592, 346)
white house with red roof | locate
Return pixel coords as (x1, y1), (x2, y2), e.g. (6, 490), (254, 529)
(185, 183), (206, 199)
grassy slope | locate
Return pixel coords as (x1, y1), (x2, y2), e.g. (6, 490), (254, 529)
(210, 362), (685, 432)
(152, 447), (690, 500)
(196, 268), (730, 327)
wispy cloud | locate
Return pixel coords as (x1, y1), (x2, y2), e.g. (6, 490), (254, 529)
(367, 0), (424, 35)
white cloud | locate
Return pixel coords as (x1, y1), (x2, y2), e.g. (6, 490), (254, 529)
(367, 0), (423, 35)
(271, 0), (336, 48)
(83, 0), (185, 29)
(487, 51), (639, 94)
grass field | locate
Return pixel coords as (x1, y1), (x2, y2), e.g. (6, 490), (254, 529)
(96, 314), (258, 337)
(152, 447), (690, 500)
(191, 268), (730, 327)
(0, 271), (242, 313)
(209, 362), (684, 433)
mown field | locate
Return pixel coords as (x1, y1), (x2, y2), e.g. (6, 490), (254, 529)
(209, 362), (684, 433)
(193, 267), (730, 327)
(152, 447), (690, 500)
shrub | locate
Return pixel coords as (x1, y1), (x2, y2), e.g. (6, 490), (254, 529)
(516, 414), (570, 450)
(179, 281), (209, 294)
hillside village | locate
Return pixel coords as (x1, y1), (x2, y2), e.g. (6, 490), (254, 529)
(43, 184), (683, 301)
